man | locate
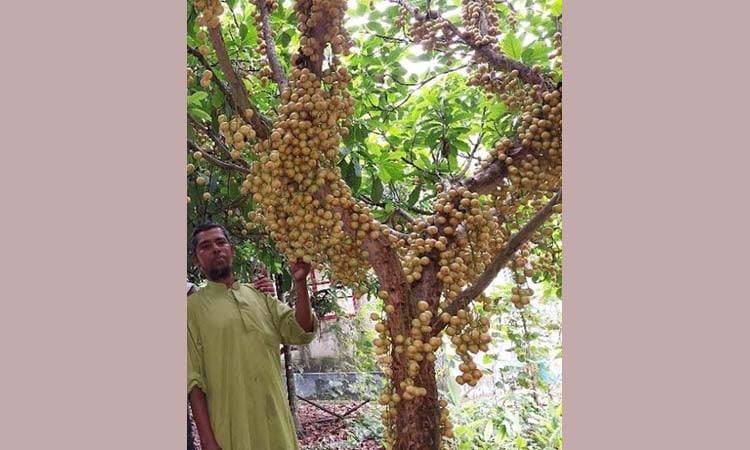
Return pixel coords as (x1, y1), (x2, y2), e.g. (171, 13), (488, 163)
(187, 222), (319, 450)
(187, 282), (197, 450)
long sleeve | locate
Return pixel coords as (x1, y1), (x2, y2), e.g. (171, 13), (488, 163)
(187, 305), (206, 394)
(261, 290), (319, 346)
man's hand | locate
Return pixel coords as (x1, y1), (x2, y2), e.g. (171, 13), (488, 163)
(290, 260), (314, 332)
(252, 276), (276, 296)
(291, 260), (311, 282)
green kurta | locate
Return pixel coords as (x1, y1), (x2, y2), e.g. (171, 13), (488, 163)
(187, 280), (318, 450)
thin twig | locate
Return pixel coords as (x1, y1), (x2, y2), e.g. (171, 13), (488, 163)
(296, 396), (346, 420)
(187, 140), (251, 174)
(258, 0), (289, 92)
(188, 114), (228, 153)
(456, 106), (488, 179)
(400, 157), (440, 182)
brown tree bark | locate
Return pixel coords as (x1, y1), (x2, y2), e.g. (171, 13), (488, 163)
(283, 344), (304, 438)
(275, 275), (303, 438)
(394, 347), (442, 450)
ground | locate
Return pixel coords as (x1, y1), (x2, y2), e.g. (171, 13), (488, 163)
(189, 400), (384, 450)
(298, 400), (384, 450)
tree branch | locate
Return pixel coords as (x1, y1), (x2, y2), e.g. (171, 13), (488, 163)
(293, 1), (334, 76)
(431, 189), (561, 334)
(372, 33), (412, 44)
(314, 185), (409, 291)
(188, 45), (235, 104)
(207, 25), (273, 138)
(390, 0), (554, 90)
(187, 113), (233, 159)
(461, 145), (530, 194)
(478, 9), (489, 37)
(187, 140), (251, 175)
(392, 207), (417, 224)
(443, 17), (553, 89)
(258, 0), (289, 92)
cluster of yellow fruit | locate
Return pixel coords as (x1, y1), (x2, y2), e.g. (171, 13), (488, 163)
(394, 186), (504, 308)
(190, 167), (213, 202)
(192, 0), (223, 28)
(236, 0), (370, 284)
(372, 297), (457, 448)
(199, 69), (213, 88)
(550, 31), (562, 63)
(475, 79), (561, 309)
(407, 15), (459, 53)
(218, 114), (257, 160)
(195, 30), (211, 56)
(436, 186), (503, 305)
(529, 223), (561, 272)
(393, 6), (410, 29)
(293, 0), (351, 61)
(490, 87), (562, 216)
(461, 0), (500, 47)
(506, 245), (535, 309)
(442, 306), (492, 384)
(245, 62), (373, 285)
(223, 207), (258, 237)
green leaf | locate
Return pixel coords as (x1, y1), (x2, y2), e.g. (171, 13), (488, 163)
(280, 32), (291, 47)
(379, 160), (404, 182)
(453, 140), (470, 152)
(187, 91), (208, 106)
(240, 24), (248, 41)
(371, 176), (384, 204)
(407, 184), (421, 207)
(368, 20), (385, 35)
(345, 157), (362, 192)
(189, 107), (211, 122)
(522, 41), (551, 65)
(502, 33), (523, 60)
(211, 90), (225, 108)
(551, 0), (563, 16)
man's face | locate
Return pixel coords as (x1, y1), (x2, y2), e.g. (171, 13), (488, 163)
(193, 227), (234, 281)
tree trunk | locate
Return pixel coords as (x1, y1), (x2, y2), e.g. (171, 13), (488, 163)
(300, 343), (312, 371)
(275, 274), (303, 438)
(283, 343), (303, 438)
(394, 359), (442, 450)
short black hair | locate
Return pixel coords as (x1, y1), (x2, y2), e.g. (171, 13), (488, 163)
(190, 222), (232, 255)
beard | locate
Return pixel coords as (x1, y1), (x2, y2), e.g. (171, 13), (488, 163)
(206, 264), (232, 281)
